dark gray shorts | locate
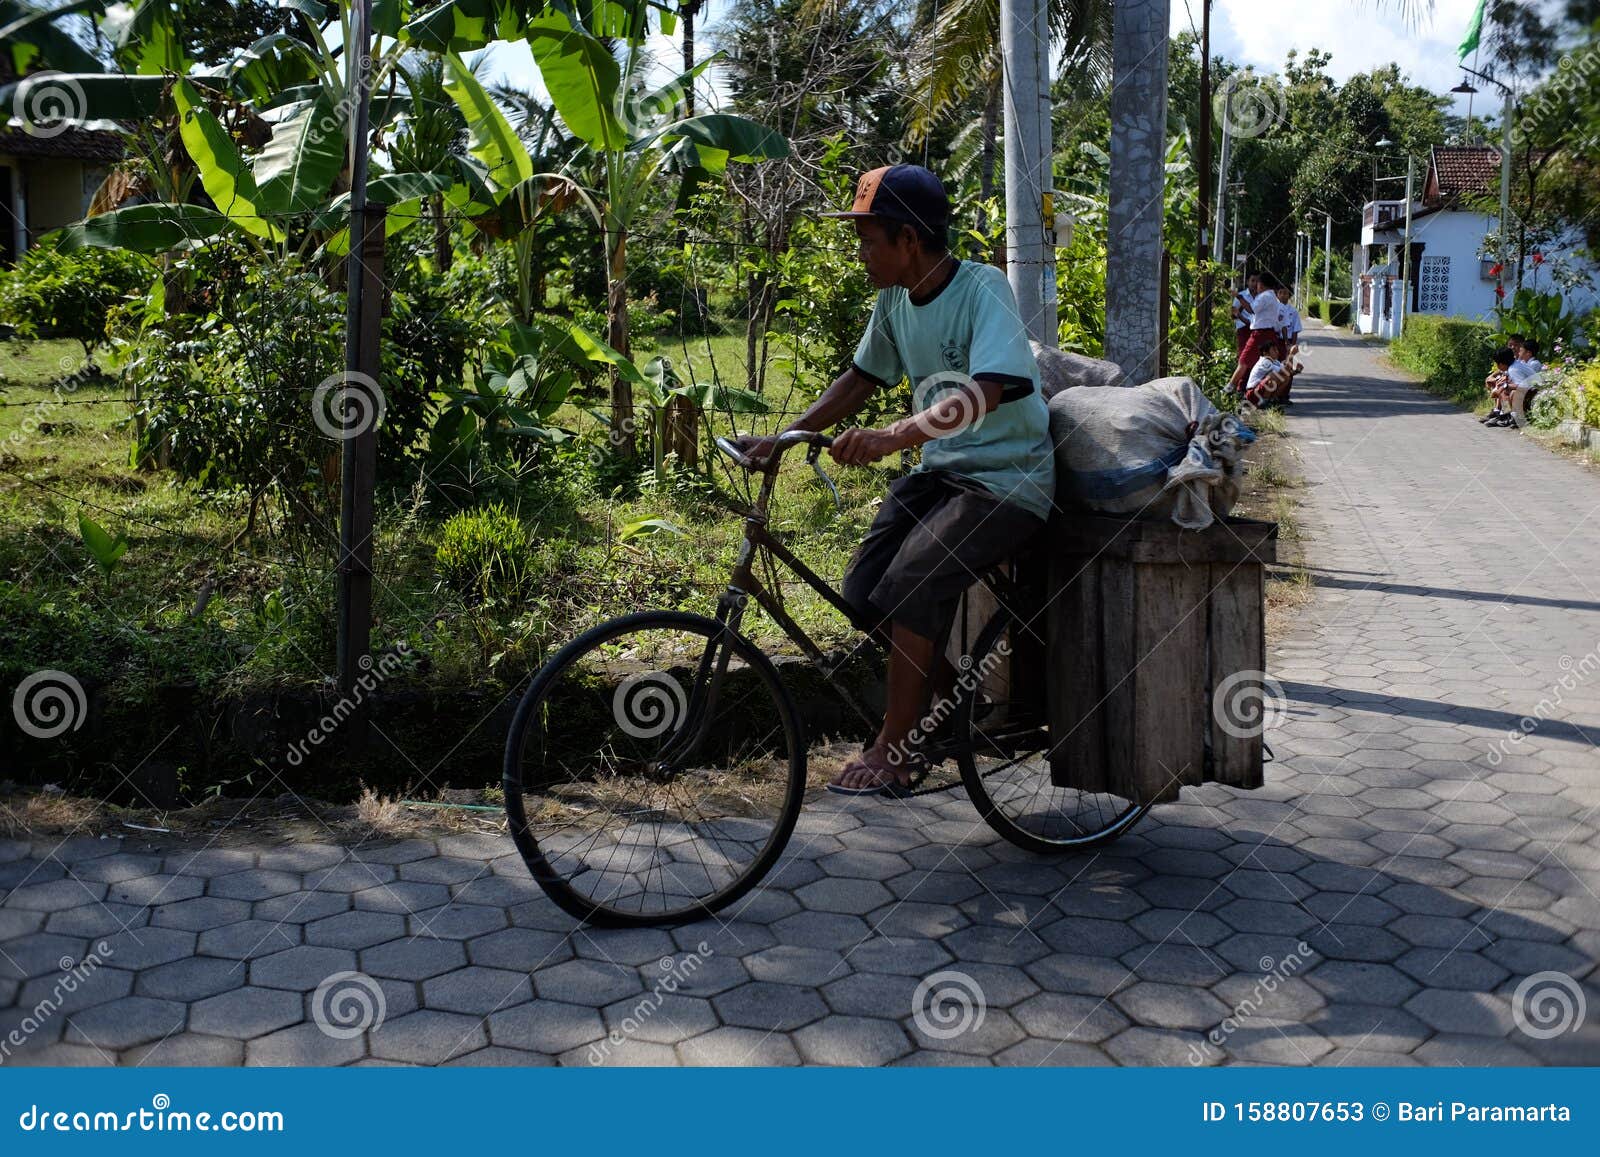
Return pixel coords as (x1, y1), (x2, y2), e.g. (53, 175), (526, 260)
(842, 469), (1045, 643)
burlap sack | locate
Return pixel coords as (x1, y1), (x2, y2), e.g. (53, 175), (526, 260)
(1048, 376), (1255, 530)
(1030, 341), (1128, 398)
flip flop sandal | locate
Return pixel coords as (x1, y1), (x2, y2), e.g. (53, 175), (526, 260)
(825, 750), (927, 797)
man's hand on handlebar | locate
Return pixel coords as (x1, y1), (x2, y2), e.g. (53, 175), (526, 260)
(829, 426), (902, 466)
(731, 434), (781, 467)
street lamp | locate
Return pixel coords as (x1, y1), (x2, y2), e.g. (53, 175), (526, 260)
(1448, 65), (1514, 312)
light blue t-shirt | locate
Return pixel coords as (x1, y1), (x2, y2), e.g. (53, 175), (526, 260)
(851, 259), (1056, 520)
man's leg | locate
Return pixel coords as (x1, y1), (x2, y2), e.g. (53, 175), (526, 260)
(832, 622), (938, 791)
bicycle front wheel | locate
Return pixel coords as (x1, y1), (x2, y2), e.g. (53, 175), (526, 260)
(503, 611), (806, 927)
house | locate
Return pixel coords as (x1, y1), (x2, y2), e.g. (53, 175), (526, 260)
(1352, 145), (1599, 337)
(0, 122), (124, 263)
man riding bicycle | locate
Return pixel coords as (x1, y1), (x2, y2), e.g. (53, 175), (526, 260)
(738, 163), (1055, 797)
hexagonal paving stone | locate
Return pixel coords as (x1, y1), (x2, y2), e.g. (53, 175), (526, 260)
(1304, 960), (1419, 1007)
(152, 896), (252, 932)
(567, 928), (674, 970)
(1404, 989), (1516, 1036)
(488, 1000), (604, 1054)
(840, 936), (953, 978)
(135, 956), (245, 1002)
(818, 850), (912, 879)
(793, 1015), (913, 1065)
(1104, 1026), (1219, 1065)
(252, 891), (351, 925)
(422, 966), (531, 1016)
(44, 902), (149, 939)
(247, 1021), (367, 1066)
(64, 996), (186, 1051)
(406, 903), (506, 941)
(189, 986), (303, 1038)
(677, 1025), (801, 1066)
(251, 944), (358, 990)
(714, 981), (828, 1032)
(397, 857), (486, 885)
(107, 874), (204, 907)
(309, 862), (397, 893)
(794, 876), (894, 915)
(5, 877), (107, 911)
(938, 924), (1050, 967)
(467, 926), (574, 971)
(361, 937), (468, 982)
(534, 957), (643, 1006)
(90, 927), (197, 972)
(122, 1033), (245, 1066)
(306, 910), (406, 950)
(1394, 947), (1509, 991)
(369, 1010), (487, 1064)
(770, 910), (873, 952)
(352, 881), (452, 915)
(17, 965), (134, 1015)
(600, 992), (718, 1045)
(1111, 981), (1230, 1032)
(1012, 992), (1129, 1042)
(196, 919), (301, 960)
(209, 870), (302, 902)
(745, 944), (850, 987)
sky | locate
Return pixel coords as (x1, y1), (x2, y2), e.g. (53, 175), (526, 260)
(482, 0), (1500, 119)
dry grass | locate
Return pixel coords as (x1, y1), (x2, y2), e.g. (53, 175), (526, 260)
(0, 790), (105, 837)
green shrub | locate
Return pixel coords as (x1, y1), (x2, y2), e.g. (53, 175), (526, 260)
(0, 246), (151, 356)
(1391, 315), (1497, 406)
(435, 504), (533, 600)
(1325, 300), (1351, 327)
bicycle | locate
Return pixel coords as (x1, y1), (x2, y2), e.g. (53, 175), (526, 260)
(503, 430), (1150, 927)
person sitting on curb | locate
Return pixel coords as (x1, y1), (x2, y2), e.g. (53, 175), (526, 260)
(1480, 347), (1516, 426)
(1243, 333), (1293, 407)
(1501, 337), (1545, 428)
(735, 163), (1055, 797)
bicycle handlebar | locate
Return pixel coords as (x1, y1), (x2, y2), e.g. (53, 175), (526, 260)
(714, 430), (842, 511)
(714, 429), (834, 470)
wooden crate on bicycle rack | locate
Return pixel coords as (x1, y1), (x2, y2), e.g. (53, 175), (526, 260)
(1044, 514), (1278, 803)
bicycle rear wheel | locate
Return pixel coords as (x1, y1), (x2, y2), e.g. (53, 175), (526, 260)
(503, 610), (805, 927)
(954, 606), (1150, 853)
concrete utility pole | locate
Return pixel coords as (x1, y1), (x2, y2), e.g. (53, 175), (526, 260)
(1323, 212), (1332, 305)
(999, 0), (1056, 345)
(1212, 73), (1233, 265)
(1399, 155), (1414, 335)
(336, 0), (379, 719)
(1105, 0), (1171, 383)
(1196, 0), (1213, 359)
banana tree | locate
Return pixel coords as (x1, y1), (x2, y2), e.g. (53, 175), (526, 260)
(435, 6), (788, 457)
(638, 355), (768, 483)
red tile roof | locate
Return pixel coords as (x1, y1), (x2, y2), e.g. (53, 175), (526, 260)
(1428, 146), (1501, 201)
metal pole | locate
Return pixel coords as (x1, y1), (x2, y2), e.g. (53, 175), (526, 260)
(337, 0), (377, 709)
(1035, 0), (1056, 347)
(1211, 73), (1232, 265)
(1196, 0), (1212, 360)
(1323, 212), (1332, 306)
(1105, 0), (1170, 382)
(1498, 89), (1513, 303)
(1399, 155), (1414, 337)
(999, 0), (1052, 344)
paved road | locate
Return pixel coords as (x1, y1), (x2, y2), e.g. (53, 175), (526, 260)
(3, 324), (1598, 1066)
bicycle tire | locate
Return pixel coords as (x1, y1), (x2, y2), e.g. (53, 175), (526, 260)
(503, 610), (807, 927)
(955, 606), (1150, 854)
